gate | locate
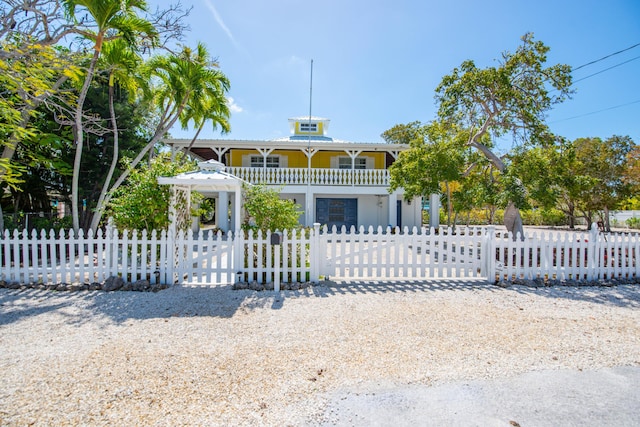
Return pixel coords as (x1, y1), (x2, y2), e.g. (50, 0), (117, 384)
(316, 225), (486, 280)
(172, 229), (235, 284)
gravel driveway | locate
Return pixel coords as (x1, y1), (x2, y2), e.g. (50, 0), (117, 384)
(1, 280), (639, 426)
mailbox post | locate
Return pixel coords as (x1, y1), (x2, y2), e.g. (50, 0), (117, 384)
(271, 232), (282, 291)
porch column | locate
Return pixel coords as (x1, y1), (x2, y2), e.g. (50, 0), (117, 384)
(218, 191), (229, 232)
(233, 189), (242, 232)
(388, 192), (398, 228)
(305, 190), (314, 227)
(429, 193), (440, 229)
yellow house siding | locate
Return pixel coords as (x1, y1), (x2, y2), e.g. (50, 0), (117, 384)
(228, 149), (386, 169)
(229, 149), (259, 167)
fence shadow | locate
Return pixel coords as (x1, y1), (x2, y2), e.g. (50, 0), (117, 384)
(2, 279), (638, 327)
(300, 278), (639, 309)
(0, 285), (249, 326)
(0, 290), (71, 326)
(506, 284), (640, 309)
(308, 278), (492, 297)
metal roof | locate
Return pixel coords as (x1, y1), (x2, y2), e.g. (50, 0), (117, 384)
(157, 160), (245, 191)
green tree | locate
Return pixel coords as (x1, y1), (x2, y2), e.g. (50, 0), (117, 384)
(435, 33), (572, 236)
(388, 122), (468, 199)
(572, 135), (634, 231)
(106, 152), (197, 231)
(242, 184), (301, 232)
(381, 121), (423, 145)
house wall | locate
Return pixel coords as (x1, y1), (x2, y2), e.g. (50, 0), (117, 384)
(228, 149), (386, 169)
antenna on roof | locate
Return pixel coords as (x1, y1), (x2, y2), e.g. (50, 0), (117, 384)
(308, 59), (313, 134)
(306, 59), (313, 226)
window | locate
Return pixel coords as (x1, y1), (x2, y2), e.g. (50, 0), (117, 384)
(338, 157), (367, 169)
(265, 156), (279, 168)
(299, 122), (317, 133)
(250, 156), (279, 168)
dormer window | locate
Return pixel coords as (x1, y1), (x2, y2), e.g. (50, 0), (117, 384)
(289, 117), (329, 137)
(299, 122), (317, 133)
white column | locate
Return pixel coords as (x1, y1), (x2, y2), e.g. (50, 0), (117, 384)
(388, 192), (397, 228)
(305, 191), (314, 226)
(218, 191), (229, 232)
(429, 193), (440, 229)
(233, 189), (242, 232)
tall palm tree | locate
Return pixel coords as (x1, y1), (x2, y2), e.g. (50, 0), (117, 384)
(62, 0), (157, 232)
(176, 49), (231, 161)
(105, 43), (231, 204)
(89, 38), (143, 232)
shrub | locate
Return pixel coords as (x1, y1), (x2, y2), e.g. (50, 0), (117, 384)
(626, 217), (640, 229)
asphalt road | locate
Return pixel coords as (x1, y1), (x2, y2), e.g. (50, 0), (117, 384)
(318, 367), (640, 426)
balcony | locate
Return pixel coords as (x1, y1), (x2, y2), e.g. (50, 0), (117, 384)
(225, 167), (391, 187)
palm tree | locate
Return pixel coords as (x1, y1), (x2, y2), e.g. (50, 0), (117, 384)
(104, 43), (231, 209)
(62, 0), (157, 232)
(177, 51), (231, 161)
(88, 38), (143, 232)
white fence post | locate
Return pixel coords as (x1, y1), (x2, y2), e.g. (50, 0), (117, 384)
(309, 224), (319, 282)
(484, 226), (496, 282)
(588, 222), (599, 281)
(233, 229), (244, 284)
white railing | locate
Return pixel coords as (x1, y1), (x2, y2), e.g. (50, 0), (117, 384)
(2, 224), (640, 286)
(226, 167), (390, 186)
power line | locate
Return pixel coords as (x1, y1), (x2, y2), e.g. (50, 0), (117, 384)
(573, 55), (640, 83)
(550, 99), (640, 123)
(573, 42), (640, 71)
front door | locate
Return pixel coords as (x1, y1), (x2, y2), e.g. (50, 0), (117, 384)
(316, 198), (357, 230)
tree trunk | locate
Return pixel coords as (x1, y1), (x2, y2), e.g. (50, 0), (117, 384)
(567, 201), (575, 229)
(89, 79), (120, 233)
(71, 47), (102, 232)
(603, 206), (611, 232)
(471, 139), (524, 238)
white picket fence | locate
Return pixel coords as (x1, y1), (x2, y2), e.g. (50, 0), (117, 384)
(490, 226), (640, 281)
(1, 223), (639, 286)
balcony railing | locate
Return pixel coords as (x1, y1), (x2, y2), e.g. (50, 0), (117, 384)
(226, 167), (390, 186)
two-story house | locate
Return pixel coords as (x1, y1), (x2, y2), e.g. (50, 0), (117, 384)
(165, 117), (422, 231)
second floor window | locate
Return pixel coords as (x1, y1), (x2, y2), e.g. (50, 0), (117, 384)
(250, 156), (279, 168)
(338, 157), (367, 169)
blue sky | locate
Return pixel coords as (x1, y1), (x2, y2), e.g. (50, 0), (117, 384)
(149, 0), (640, 150)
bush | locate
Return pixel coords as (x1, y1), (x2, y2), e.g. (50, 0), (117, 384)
(242, 184), (302, 232)
(106, 153), (199, 231)
(626, 217), (640, 229)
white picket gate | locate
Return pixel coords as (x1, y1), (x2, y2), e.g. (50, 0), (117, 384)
(316, 225), (486, 280)
(172, 229), (235, 285)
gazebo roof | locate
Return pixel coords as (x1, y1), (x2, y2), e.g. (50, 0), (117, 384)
(157, 160), (244, 191)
